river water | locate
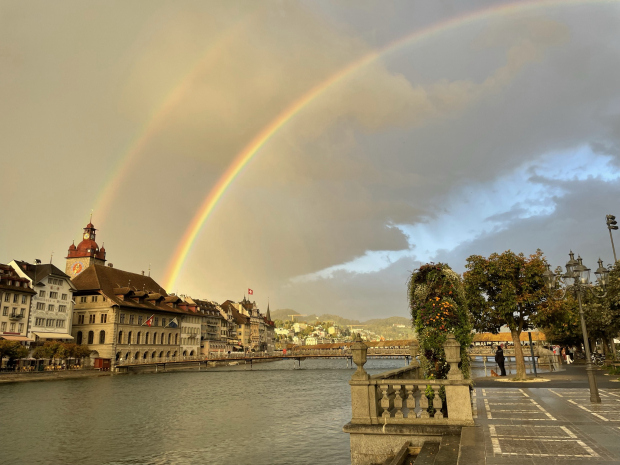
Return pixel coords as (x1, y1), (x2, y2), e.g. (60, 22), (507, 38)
(0, 358), (407, 465)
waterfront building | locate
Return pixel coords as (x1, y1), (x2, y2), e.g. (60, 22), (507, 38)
(177, 297), (201, 357)
(194, 299), (227, 356)
(232, 306), (251, 349)
(65, 221), (106, 279)
(0, 264), (36, 344)
(305, 336), (318, 346)
(263, 303), (275, 352)
(10, 260), (75, 342)
(216, 300), (238, 349)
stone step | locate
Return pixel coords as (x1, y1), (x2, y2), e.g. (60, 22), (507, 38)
(412, 442), (440, 464)
(433, 435), (460, 465)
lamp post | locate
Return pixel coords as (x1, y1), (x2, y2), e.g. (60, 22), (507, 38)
(544, 251), (609, 403)
(607, 215), (618, 263)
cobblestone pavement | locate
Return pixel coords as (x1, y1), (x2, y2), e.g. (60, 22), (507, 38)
(472, 387), (620, 464)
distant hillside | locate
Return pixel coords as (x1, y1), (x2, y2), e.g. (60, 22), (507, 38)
(271, 309), (414, 339)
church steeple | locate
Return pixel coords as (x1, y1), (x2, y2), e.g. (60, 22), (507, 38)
(65, 220), (107, 278)
(266, 301), (271, 321)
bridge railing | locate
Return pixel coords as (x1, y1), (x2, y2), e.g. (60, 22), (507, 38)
(348, 334), (473, 426)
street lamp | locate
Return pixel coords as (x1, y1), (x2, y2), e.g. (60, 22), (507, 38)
(544, 251), (610, 403)
(606, 215), (618, 263)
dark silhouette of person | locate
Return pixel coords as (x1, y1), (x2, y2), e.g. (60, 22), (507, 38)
(495, 345), (506, 376)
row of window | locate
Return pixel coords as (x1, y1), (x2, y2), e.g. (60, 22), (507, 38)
(115, 350), (189, 361)
(39, 290), (68, 300)
(34, 318), (66, 328)
(35, 303), (67, 312)
(78, 295), (106, 303)
(76, 330), (104, 345)
(76, 313), (107, 324)
(47, 277), (64, 286)
(2, 307), (25, 317)
(4, 294), (28, 304)
(0, 322), (23, 333)
(118, 330), (178, 346)
(119, 314), (169, 327)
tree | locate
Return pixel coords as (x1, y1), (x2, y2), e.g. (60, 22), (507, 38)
(0, 340), (28, 368)
(408, 263), (473, 379)
(464, 249), (560, 380)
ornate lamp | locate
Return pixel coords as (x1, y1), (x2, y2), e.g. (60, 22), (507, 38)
(574, 256), (591, 285)
(543, 264), (556, 290)
(595, 258), (610, 287)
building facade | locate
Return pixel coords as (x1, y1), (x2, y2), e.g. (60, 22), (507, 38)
(65, 221), (106, 279)
(0, 264), (36, 343)
(10, 261), (75, 342)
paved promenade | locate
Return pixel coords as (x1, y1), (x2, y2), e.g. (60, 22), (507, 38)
(462, 365), (620, 464)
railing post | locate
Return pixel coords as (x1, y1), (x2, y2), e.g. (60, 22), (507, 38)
(349, 334), (372, 425)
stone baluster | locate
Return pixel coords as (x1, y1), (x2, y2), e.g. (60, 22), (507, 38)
(433, 390), (444, 419)
(380, 385), (392, 418)
(417, 385), (429, 418)
(404, 385), (416, 418)
(393, 384), (404, 418)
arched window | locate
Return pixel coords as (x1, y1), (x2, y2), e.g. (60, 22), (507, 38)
(159, 351), (164, 358)
(166, 351), (170, 358)
(76, 331), (83, 345)
(167, 333), (171, 345)
(99, 330), (105, 344)
(87, 331), (94, 344)
(161, 333), (165, 344)
(116, 352), (121, 361)
(118, 331), (123, 344)
(145, 332), (149, 344)
(172, 351), (177, 358)
(124, 352), (130, 360)
(128, 331), (132, 345)
(143, 352), (148, 360)
(183, 350), (187, 357)
(152, 351), (156, 359)
(135, 351), (140, 360)
(175, 334), (178, 345)
(137, 332), (141, 344)
(190, 350), (194, 356)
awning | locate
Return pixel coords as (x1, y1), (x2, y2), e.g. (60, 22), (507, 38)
(33, 332), (74, 340)
(0, 335), (34, 342)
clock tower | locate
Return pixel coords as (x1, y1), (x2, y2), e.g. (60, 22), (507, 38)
(65, 221), (107, 278)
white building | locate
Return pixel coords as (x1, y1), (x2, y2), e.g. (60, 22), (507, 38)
(10, 261), (75, 342)
(305, 336), (318, 346)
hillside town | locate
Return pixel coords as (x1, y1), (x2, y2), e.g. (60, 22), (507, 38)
(0, 221), (276, 370)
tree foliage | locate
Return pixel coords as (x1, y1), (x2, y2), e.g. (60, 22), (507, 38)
(408, 263), (473, 379)
(0, 340), (28, 365)
(463, 249), (561, 379)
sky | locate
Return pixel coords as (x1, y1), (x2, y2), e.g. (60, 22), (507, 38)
(2, 0), (620, 320)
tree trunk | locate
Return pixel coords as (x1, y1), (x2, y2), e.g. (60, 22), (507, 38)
(603, 337), (610, 357)
(511, 329), (527, 380)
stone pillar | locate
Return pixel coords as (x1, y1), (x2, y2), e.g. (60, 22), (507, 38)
(409, 339), (420, 367)
(350, 334), (372, 425)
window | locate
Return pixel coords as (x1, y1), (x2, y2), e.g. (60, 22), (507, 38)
(80, 296), (87, 303)
(168, 333), (171, 345)
(138, 316), (143, 325)
(99, 330), (105, 344)
(175, 334), (178, 345)
(61, 294), (67, 300)
(58, 305), (66, 313)
(0, 322), (5, 331)
(136, 332), (141, 344)
(100, 314), (107, 324)
(145, 333), (150, 344)
(2, 307), (7, 316)
(89, 314), (96, 324)
(161, 333), (164, 344)
(154, 317), (159, 326)
(48, 304), (54, 312)
(50, 292), (58, 299)
(120, 314), (125, 324)
(46, 319), (54, 327)
(56, 319), (65, 328)
(162, 318), (166, 327)
(21, 295), (26, 304)
(76, 331), (83, 344)
(39, 291), (45, 298)
(10, 323), (15, 332)
(118, 331), (123, 344)
(77, 314), (85, 324)
(18, 323), (23, 332)
(87, 331), (94, 344)
(13, 294), (18, 303)
(36, 302), (44, 310)
(129, 315), (134, 325)
(35, 318), (44, 326)
(4, 294), (9, 302)
(47, 278), (53, 284)
(20, 308), (24, 316)
(128, 331), (133, 344)
(91, 296), (98, 303)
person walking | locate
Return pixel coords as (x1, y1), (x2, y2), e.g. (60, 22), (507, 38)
(495, 345), (506, 376)
(566, 346), (573, 364)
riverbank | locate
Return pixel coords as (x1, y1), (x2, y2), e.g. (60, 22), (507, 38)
(0, 369), (112, 384)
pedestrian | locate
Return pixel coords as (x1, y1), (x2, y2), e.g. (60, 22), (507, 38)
(495, 344), (506, 376)
(566, 346), (573, 364)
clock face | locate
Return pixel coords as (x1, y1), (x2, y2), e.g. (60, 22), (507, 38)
(72, 262), (84, 275)
(83, 233), (89, 240)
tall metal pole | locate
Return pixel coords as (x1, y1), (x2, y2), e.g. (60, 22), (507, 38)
(609, 229), (617, 263)
(577, 290), (601, 403)
(528, 331), (538, 377)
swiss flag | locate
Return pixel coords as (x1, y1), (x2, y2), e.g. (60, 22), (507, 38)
(248, 288), (254, 295)
(144, 315), (153, 327)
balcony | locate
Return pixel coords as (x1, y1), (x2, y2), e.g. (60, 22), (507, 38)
(9, 313), (24, 321)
